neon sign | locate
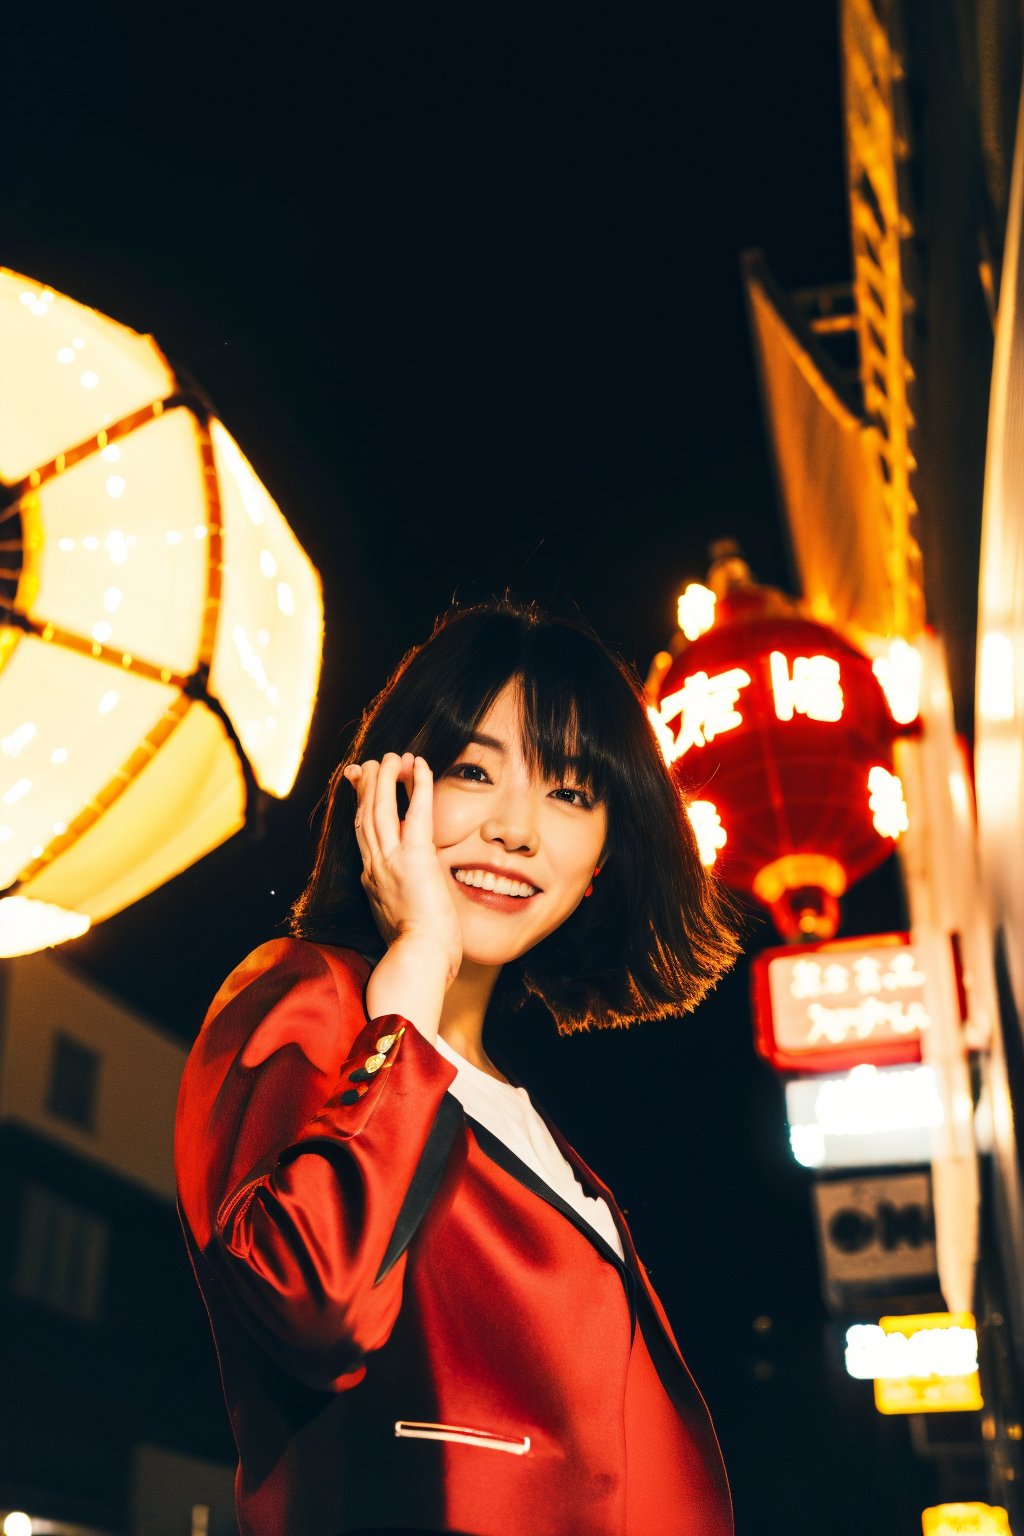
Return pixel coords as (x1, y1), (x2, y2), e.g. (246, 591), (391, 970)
(752, 935), (936, 1073)
(867, 1313), (983, 1415)
(845, 1317), (978, 1381)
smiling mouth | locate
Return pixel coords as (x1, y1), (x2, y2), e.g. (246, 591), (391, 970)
(451, 868), (540, 899)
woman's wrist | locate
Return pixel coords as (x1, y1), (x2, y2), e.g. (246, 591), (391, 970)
(365, 932), (455, 1041)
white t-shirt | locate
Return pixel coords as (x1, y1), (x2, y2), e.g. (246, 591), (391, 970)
(433, 1032), (625, 1262)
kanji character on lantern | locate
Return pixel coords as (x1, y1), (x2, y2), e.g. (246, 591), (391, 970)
(770, 651), (844, 722)
(686, 799), (727, 867)
(653, 667), (752, 763)
(868, 765), (909, 837)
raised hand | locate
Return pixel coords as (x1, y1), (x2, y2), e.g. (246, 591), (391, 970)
(343, 752), (462, 991)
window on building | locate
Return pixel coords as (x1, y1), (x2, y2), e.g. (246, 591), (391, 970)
(46, 1032), (100, 1132)
(11, 1183), (109, 1322)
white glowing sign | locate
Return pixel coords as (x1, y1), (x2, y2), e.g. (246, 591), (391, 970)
(844, 1320), (978, 1380)
(767, 943), (929, 1055)
(786, 1063), (943, 1170)
(770, 651), (844, 722)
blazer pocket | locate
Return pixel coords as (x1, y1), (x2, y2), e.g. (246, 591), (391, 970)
(394, 1420), (531, 1455)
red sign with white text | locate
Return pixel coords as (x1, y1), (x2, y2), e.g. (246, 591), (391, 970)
(751, 933), (932, 1074)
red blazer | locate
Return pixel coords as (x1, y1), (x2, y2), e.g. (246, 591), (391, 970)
(175, 939), (733, 1536)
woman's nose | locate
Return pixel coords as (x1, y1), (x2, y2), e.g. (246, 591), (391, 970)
(480, 806), (539, 856)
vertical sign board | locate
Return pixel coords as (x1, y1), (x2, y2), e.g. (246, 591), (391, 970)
(812, 1172), (937, 1312)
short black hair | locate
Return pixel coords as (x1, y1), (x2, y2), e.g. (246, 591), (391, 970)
(290, 597), (741, 1030)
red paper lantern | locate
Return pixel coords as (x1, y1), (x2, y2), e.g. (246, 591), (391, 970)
(650, 551), (905, 939)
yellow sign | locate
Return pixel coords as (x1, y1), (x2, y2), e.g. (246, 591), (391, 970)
(874, 1313), (983, 1416)
(922, 1504), (1012, 1535)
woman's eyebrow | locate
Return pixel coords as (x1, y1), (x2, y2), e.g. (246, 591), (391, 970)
(467, 731), (506, 752)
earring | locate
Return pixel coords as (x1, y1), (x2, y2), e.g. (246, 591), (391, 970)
(583, 866), (601, 899)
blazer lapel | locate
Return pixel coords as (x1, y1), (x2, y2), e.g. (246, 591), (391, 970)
(464, 1116), (636, 1324)
(532, 1109), (692, 1378)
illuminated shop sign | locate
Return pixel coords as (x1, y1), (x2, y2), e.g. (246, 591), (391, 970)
(845, 1313), (983, 1415)
(812, 1171), (936, 1305)
(785, 1063), (943, 1170)
(921, 1505), (1012, 1535)
(752, 933), (942, 1073)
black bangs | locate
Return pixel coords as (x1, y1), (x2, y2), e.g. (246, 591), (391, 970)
(508, 632), (618, 804)
(415, 607), (620, 804)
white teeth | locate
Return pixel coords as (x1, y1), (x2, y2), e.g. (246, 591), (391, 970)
(453, 868), (537, 898)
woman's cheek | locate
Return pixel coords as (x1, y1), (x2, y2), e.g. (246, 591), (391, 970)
(431, 789), (475, 848)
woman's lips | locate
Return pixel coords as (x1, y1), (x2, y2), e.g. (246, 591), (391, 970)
(450, 870), (540, 913)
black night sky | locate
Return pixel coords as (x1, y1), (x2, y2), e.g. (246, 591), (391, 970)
(4, 6), (942, 1530)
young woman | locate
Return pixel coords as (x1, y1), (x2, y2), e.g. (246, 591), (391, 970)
(175, 598), (741, 1536)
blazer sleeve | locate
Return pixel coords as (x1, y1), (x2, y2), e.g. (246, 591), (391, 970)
(174, 938), (458, 1392)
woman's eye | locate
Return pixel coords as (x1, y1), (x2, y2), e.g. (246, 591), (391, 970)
(448, 762), (491, 783)
(552, 785), (593, 809)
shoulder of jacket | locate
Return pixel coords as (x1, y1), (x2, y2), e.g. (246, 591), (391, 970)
(196, 939), (374, 1077)
(202, 939), (370, 1030)
(212, 937), (369, 1000)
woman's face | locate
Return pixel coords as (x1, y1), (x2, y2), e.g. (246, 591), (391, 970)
(430, 680), (608, 968)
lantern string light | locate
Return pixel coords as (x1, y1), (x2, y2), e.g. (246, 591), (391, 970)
(872, 637), (923, 724)
(676, 582), (717, 641)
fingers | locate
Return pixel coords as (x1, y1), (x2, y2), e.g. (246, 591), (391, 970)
(345, 760), (379, 873)
(404, 755), (434, 843)
(373, 752), (412, 859)
(344, 753), (419, 872)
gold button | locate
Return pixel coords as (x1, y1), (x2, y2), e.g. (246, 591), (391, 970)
(375, 1027), (404, 1054)
(364, 1053), (387, 1074)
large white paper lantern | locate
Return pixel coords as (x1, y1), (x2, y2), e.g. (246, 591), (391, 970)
(0, 270), (323, 956)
